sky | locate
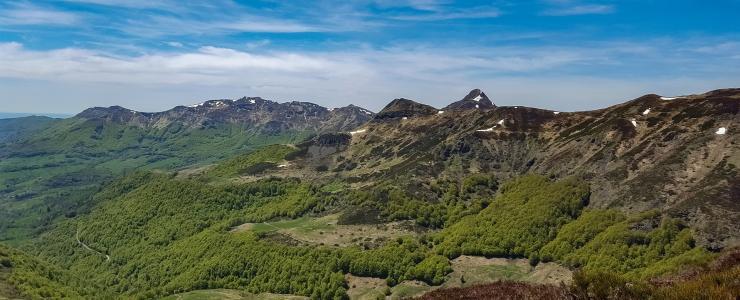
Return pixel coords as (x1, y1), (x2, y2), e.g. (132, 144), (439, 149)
(1, 0), (739, 114)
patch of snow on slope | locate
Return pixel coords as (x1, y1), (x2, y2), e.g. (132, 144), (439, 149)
(350, 129), (367, 135)
(642, 108), (651, 115)
(661, 96), (679, 100)
(716, 127), (727, 135)
(472, 95), (482, 102)
(475, 104), (479, 109)
(438, 110), (444, 114)
(631, 119), (637, 127)
(277, 164), (288, 168)
(402, 117), (408, 120)
(497, 119), (505, 125)
(476, 127), (495, 132)
(554, 111), (560, 115)
(249, 99), (256, 104)
(188, 102), (204, 108)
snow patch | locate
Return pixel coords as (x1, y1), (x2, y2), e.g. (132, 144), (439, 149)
(328, 107), (335, 111)
(553, 111), (560, 115)
(350, 129), (367, 135)
(475, 104), (479, 109)
(660, 96), (679, 100)
(188, 102), (204, 108)
(476, 127), (495, 132)
(716, 127), (727, 135)
(642, 108), (651, 115)
(438, 110), (444, 114)
(472, 95), (482, 102)
(497, 119), (505, 125)
(402, 116), (408, 120)
(249, 99), (256, 104)
(630, 119), (637, 128)
(277, 164), (288, 168)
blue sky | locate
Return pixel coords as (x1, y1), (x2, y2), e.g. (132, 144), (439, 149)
(1, 0), (739, 114)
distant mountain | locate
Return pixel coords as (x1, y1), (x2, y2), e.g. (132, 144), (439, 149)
(76, 97), (373, 133)
(0, 116), (57, 143)
(0, 112), (72, 119)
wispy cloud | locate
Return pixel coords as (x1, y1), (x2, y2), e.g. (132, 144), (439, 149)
(540, 0), (615, 16)
(0, 3), (80, 26)
(543, 4), (614, 16)
(246, 39), (272, 49)
(166, 41), (183, 48)
(371, 0), (451, 11)
(61, 0), (171, 9)
(389, 6), (501, 21)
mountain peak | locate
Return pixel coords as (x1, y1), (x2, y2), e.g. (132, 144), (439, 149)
(375, 98), (438, 119)
(444, 89), (495, 111)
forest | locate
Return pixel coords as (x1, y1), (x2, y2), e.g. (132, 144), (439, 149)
(0, 145), (728, 299)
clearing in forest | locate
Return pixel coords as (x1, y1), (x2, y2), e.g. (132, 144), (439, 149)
(231, 214), (418, 247)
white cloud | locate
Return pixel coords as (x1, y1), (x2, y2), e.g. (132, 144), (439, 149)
(1, 39), (738, 114)
(0, 43), (334, 85)
(0, 3), (80, 26)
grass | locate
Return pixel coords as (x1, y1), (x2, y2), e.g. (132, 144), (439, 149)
(243, 216), (335, 234)
(390, 282), (434, 299)
(233, 214), (418, 248)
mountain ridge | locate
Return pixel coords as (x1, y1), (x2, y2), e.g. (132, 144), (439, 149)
(243, 88), (739, 248)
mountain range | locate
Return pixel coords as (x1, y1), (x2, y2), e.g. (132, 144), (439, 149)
(0, 88), (737, 299)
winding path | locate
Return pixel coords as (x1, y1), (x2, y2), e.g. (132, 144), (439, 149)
(76, 227), (111, 261)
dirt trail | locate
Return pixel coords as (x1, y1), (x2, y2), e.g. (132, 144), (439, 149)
(76, 227), (110, 261)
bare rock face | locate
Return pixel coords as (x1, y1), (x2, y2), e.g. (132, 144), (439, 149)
(444, 89), (495, 111)
(75, 97), (374, 134)
(286, 88), (740, 248)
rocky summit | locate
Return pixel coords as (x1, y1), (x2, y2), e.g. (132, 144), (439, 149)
(444, 88), (495, 111)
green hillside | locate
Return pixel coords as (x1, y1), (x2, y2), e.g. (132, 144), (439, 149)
(25, 166), (714, 299)
(0, 117), (313, 244)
